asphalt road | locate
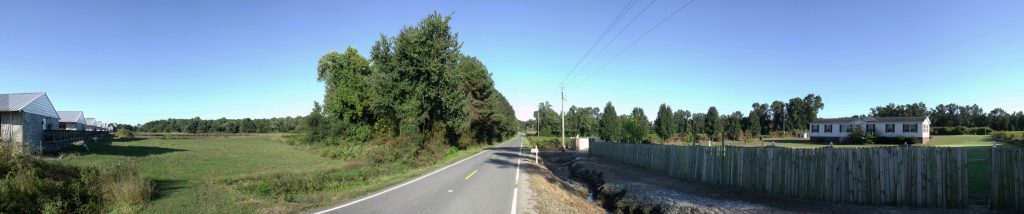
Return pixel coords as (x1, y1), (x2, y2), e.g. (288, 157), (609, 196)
(313, 135), (527, 214)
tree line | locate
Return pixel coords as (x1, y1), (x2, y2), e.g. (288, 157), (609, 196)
(529, 94), (825, 143)
(301, 13), (519, 163)
(868, 102), (1024, 131)
(138, 117), (304, 133)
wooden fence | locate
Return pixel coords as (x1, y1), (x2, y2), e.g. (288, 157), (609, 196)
(590, 142), (969, 208)
(42, 130), (108, 153)
(991, 147), (1024, 210)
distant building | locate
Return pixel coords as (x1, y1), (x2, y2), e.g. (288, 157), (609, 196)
(85, 118), (97, 131)
(809, 116), (931, 144)
(58, 111), (86, 131)
(0, 92), (60, 151)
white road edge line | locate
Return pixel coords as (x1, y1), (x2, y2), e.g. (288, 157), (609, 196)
(511, 188), (518, 214)
(312, 142), (497, 214)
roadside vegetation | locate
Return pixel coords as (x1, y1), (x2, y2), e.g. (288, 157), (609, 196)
(295, 12), (519, 166)
(1, 140), (152, 214)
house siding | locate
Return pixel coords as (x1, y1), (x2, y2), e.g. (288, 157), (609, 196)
(809, 117), (931, 144)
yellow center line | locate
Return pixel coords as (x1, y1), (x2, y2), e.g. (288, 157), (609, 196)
(464, 169), (478, 180)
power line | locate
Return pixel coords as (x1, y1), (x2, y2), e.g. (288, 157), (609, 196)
(573, 0), (699, 89)
(560, 0), (639, 83)
(565, 0), (659, 84)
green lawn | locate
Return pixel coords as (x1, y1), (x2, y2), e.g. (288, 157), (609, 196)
(51, 135), (493, 213)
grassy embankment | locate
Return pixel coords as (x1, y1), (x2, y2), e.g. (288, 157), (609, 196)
(1, 138), (152, 214)
(53, 134), (497, 213)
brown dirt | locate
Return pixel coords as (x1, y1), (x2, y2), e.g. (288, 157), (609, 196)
(524, 157), (605, 214)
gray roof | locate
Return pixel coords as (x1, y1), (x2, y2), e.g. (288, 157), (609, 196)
(0, 92), (59, 118)
(58, 111), (85, 123)
(874, 116), (928, 122)
(812, 117), (859, 123)
(813, 116), (929, 124)
(85, 118), (96, 126)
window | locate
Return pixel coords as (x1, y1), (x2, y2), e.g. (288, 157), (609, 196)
(839, 125), (845, 133)
(866, 124), (876, 133)
(811, 125), (819, 133)
(885, 124), (895, 133)
(844, 125), (852, 133)
(903, 124), (918, 133)
(825, 125), (833, 133)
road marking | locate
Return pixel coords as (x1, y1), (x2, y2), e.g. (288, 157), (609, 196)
(465, 170), (478, 180)
(448, 189), (452, 193)
(312, 141), (499, 214)
(515, 137), (523, 184)
(511, 188), (518, 214)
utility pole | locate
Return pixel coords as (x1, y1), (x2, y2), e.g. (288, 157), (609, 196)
(560, 83), (566, 149)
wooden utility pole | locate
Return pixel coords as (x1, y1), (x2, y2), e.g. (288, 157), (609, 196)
(560, 83), (566, 149)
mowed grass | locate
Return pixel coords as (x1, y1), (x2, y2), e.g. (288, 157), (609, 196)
(687, 135), (1018, 203)
(52, 135), (497, 213)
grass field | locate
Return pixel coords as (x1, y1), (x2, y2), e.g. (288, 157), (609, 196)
(52, 135), (494, 213)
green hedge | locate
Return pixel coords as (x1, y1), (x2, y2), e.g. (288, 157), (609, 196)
(874, 136), (920, 144)
(992, 131), (1024, 143)
(931, 126), (993, 135)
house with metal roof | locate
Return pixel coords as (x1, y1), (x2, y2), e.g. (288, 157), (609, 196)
(809, 116), (931, 144)
(58, 111), (87, 131)
(1, 92), (60, 152)
(85, 118), (97, 131)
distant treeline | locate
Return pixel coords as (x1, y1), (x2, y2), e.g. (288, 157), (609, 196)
(138, 117), (304, 133)
(530, 94), (825, 143)
(530, 96), (1024, 144)
(867, 103), (1024, 131)
(300, 13), (519, 163)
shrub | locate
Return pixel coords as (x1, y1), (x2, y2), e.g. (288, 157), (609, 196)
(848, 125), (875, 144)
(992, 131), (1024, 143)
(0, 145), (152, 213)
(115, 129), (134, 139)
(875, 136), (920, 144)
(525, 136), (561, 150)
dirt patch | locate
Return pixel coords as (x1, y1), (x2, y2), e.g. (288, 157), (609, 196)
(523, 151), (605, 214)
(540, 151), (981, 214)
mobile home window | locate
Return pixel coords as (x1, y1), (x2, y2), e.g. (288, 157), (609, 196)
(844, 125), (852, 133)
(811, 125), (819, 133)
(838, 125), (845, 133)
(903, 124), (918, 133)
(866, 124), (876, 133)
(824, 125), (833, 133)
(885, 124), (895, 133)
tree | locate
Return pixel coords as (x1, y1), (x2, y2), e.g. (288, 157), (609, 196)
(622, 107), (652, 143)
(770, 101), (786, 132)
(653, 104), (676, 140)
(533, 102), (560, 136)
(727, 111), (743, 140)
(748, 108), (761, 137)
(705, 107), (723, 142)
(599, 102), (623, 141)
(672, 109), (690, 135)
(869, 102), (928, 117)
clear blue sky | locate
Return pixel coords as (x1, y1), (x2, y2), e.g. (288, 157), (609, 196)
(2, 0), (1022, 124)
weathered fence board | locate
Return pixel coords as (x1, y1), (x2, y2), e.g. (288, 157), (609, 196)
(590, 142), (969, 208)
(991, 148), (1024, 210)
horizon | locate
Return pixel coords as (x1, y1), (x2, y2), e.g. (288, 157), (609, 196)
(2, 0), (1022, 124)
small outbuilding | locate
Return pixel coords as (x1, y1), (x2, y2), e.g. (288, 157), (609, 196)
(1, 92), (60, 151)
(574, 134), (590, 151)
(58, 111), (86, 131)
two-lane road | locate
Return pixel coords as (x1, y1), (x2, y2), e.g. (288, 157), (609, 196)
(314, 135), (526, 214)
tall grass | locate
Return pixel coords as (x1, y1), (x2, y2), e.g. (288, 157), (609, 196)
(0, 143), (152, 213)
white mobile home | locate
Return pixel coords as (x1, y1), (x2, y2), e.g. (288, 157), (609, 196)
(58, 111), (86, 131)
(809, 116), (930, 144)
(0, 92), (60, 151)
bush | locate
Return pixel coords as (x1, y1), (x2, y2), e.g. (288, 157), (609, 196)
(525, 136), (562, 150)
(874, 136), (920, 144)
(0, 145), (152, 213)
(115, 129), (134, 139)
(931, 126), (994, 135)
(992, 131), (1024, 143)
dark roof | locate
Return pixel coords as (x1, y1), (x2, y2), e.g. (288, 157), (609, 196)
(873, 116), (928, 122)
(812, 117), (859, 123)
(812, 116), (928, 124)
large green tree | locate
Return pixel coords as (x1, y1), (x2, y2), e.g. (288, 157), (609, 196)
(653, 104), (676, 140)
(705, 107), (723, 141)
(599, 102), (623, 141)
